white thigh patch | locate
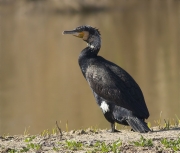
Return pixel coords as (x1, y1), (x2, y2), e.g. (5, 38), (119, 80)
(100, 101), (110, 113)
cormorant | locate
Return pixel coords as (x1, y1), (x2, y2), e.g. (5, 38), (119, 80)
(63, 25), (150, 133)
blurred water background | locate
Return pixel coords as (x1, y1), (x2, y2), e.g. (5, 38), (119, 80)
(0, 0), (180, 135)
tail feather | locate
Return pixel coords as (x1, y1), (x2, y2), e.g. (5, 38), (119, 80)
(126, 116), (151, 133)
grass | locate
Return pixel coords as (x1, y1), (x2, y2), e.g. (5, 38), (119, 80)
(22, 135), (41, 152)
(161, 137), (180, 151)
(66, 120), (69, 132)
(24, 136), (36, 142)
(2, 136), (42, 152)
(93, 139), (122, 153)
(89, 126), (99, 133)
(153, 113), (180, 130)
(132, 135), (153, 147)
(57, 138), (122, 152)
(63, 139), (122, 153)
(65, 140), (83, 150)
(154, 111), (163, 129)
(175, 115), (180, 125)
(23, 126), (30, 136)
(40, 129), (52, 137)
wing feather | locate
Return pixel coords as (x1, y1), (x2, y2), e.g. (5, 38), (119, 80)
(85, 57), (149, 118)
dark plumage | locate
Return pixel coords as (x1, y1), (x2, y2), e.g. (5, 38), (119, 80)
(63, 25), (150, 133)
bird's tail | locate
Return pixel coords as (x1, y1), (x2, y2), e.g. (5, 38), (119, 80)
(126, 117), (151, 133)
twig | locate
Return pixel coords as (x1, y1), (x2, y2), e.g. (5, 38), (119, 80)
(56, 121), (63, 140)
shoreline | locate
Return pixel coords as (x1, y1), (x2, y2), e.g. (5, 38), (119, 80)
(1, 126), (180, 152)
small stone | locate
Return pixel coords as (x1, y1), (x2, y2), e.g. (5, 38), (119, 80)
(79, 130), (86, 135)
(86, 128), (94, 133)
(69, 130), (75, 135)
(75, 129), (86, 135)
(87, 141), (94, 146)
(43, 146), (52, 151)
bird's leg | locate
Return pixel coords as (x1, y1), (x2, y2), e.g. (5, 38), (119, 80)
(111, 123), (115, 132)
(108, 123), (120, 133)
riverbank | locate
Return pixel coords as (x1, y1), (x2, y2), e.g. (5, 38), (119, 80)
(1, 126), (180, 152)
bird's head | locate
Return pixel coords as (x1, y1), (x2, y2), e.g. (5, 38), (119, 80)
(63, 25), (101, 50)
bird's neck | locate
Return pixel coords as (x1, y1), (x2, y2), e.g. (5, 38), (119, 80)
(86, 34), (101, 53)
(78, 47), (99, 76)
(78, 34), (101, 76)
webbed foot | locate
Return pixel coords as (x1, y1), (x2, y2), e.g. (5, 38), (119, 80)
(107, 129), (120, 133)
(131, 129), (135, 132)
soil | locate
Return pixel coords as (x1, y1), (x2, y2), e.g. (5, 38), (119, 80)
(0, 126), (180, 153)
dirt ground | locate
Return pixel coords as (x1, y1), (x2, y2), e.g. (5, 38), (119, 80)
(0, 126), (180, 153)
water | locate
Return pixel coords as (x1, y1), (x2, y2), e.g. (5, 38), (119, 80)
(0, 1), (180, 135)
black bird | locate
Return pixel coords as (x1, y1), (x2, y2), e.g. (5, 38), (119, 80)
(63, 25), (150, 133)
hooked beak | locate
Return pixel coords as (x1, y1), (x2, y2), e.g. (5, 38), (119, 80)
(62, 30), (84, 38)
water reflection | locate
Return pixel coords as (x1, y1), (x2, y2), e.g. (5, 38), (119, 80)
(0, 1), (180, 134)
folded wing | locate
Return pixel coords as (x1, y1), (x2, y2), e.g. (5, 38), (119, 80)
(85, 57), (149, 119)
